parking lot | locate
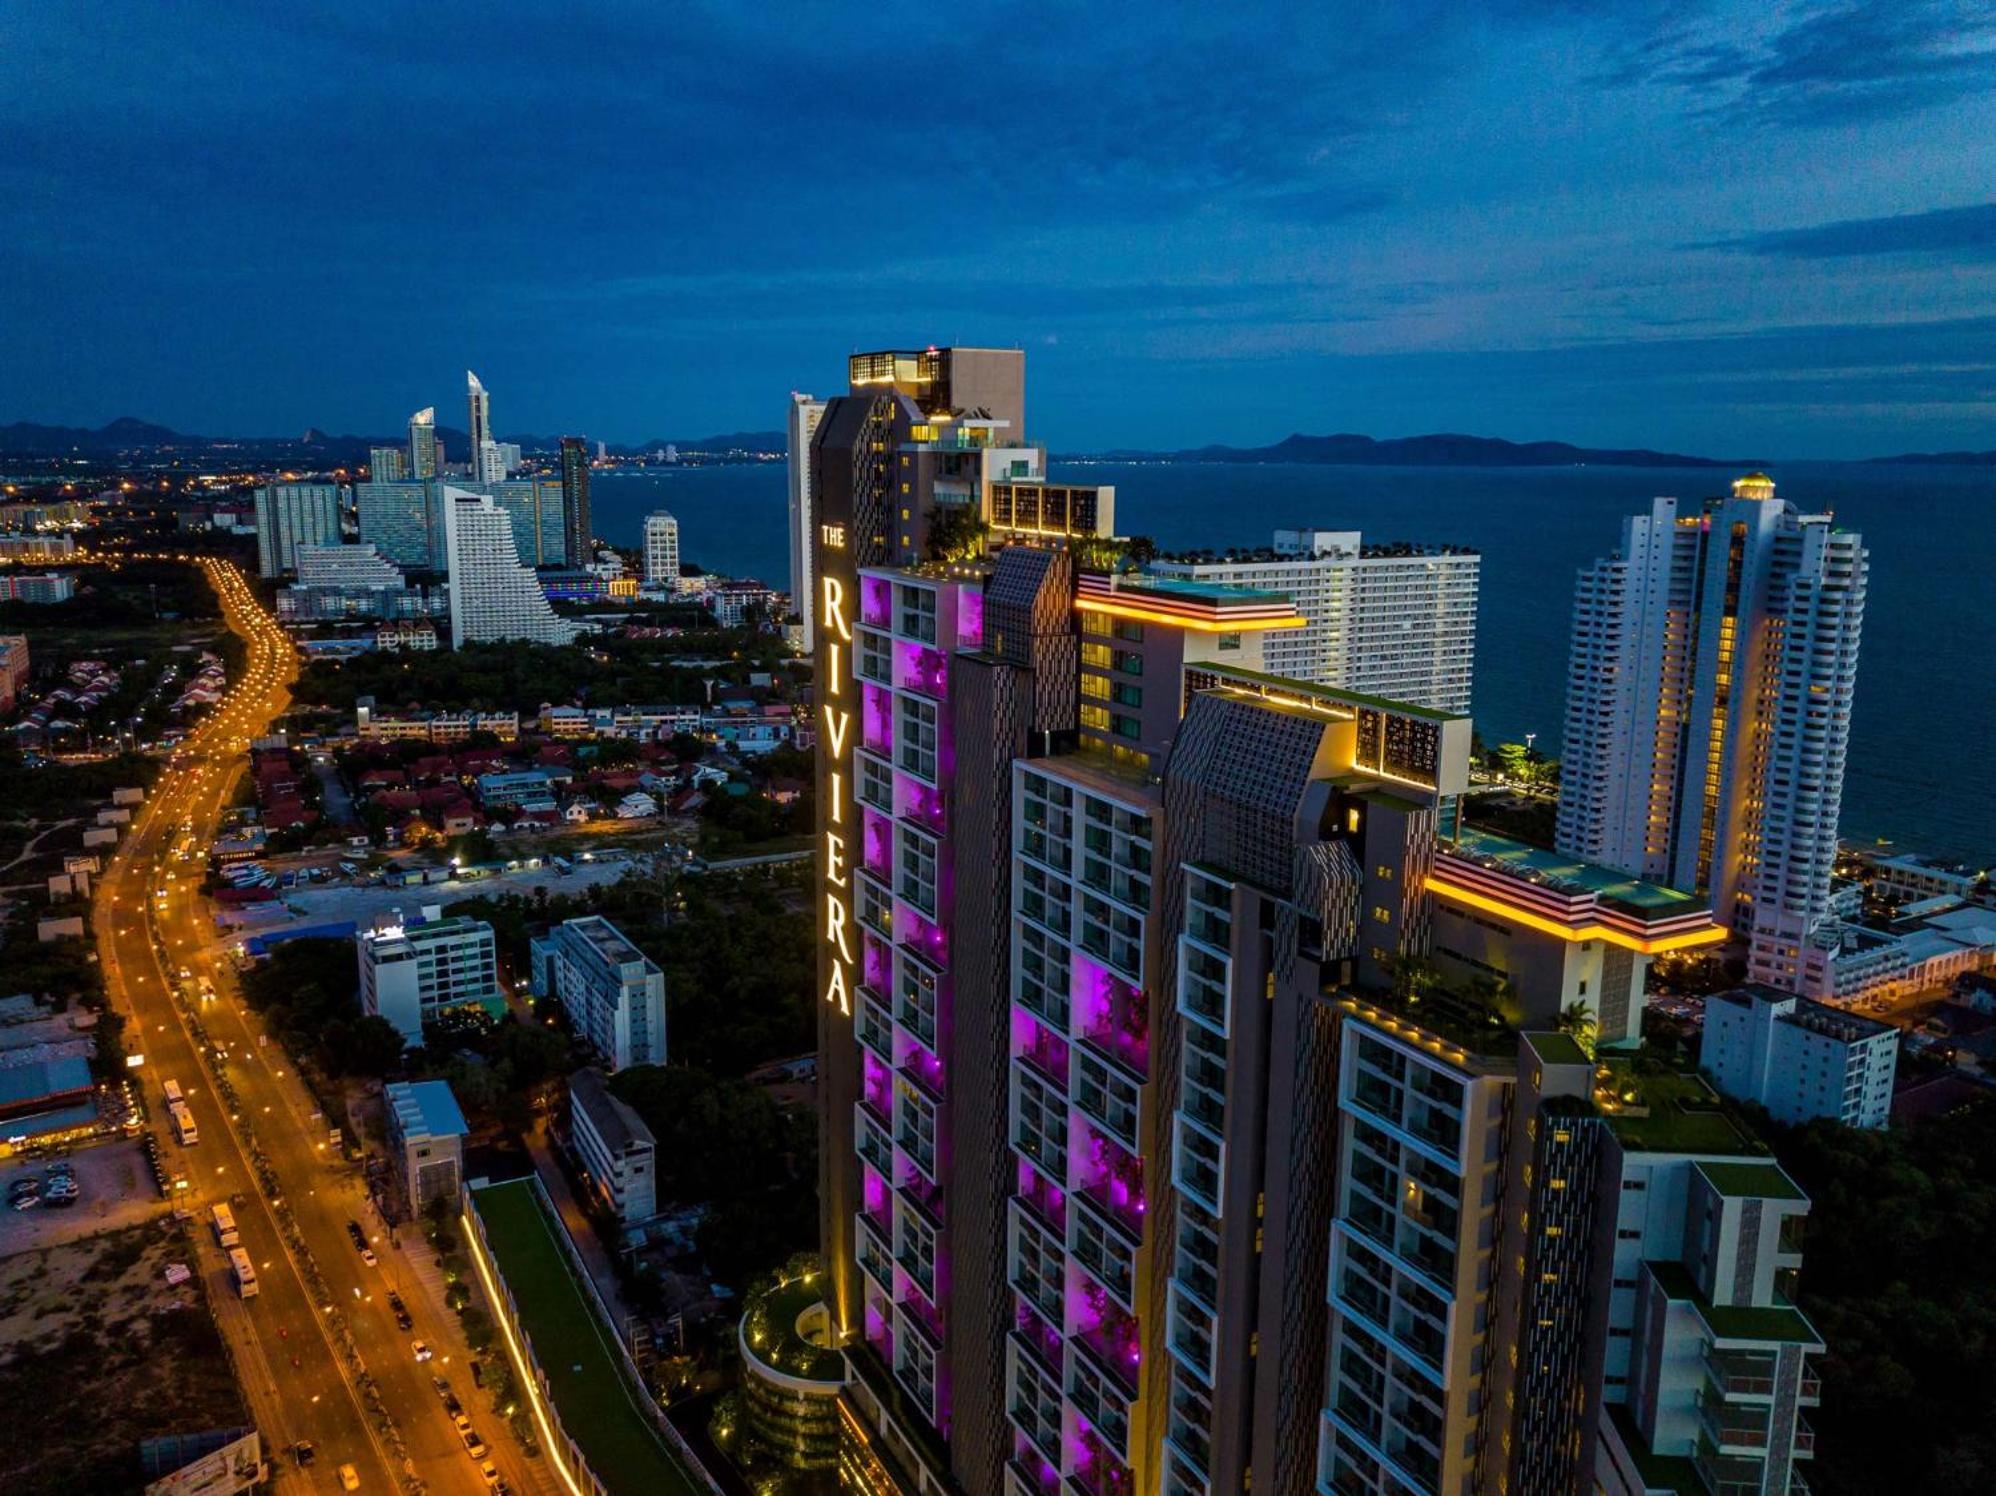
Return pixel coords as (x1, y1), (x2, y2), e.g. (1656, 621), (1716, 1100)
(0, 1140), (165, 1257)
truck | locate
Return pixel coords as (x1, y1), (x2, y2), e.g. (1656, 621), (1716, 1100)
(228, 1246), (258, 1299)
(169, 1102), (199, 1146)
(162, 1079), (184, 1107)
(211, 1201), (239, 1249)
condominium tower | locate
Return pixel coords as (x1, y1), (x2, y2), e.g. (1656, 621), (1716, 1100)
(370, 445), (409, 482)
(560, 436), (593, 565)
(644, 510), (681, 587)
(253, 481), (343, 578)
(1555, 475), (1868, 994)
(408, 407), (440, 480)
(441, 487), (583, 648)
(789, 391), (827, 649)
(809, 350), (1783, 1496)
(467, 370), (494, 481)
(359, 477), (568, 572)
(1147, 531), (1480, 715)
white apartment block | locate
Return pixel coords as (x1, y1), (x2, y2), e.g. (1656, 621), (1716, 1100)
(442, 486), (584, 648)
(1147, 530), (1480, 715)
(1869, 852), (1985, 905)
(255, 481), (344, 578)
(566, 1067), (658, 1224)
(356, 912), (503, 1045)
(643, 509), (681, 587)
(1702, 987), (1897, 1128)
(529, 916), (666, 1071)
(1555, 475), (1868, 997)
(787, 393), (825, 649)
(294, 543), (407, 589)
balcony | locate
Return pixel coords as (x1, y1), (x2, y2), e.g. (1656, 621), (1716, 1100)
(1016, 1161), (1068, 1235)
(1698, 1399), (1770, 1453)
(1014, 1304), (1063, 1372)
(1075, 962), (1150, 1080)
(1799, 1368), (1822, 1405)
(1067, 1430), (1134, 1496)
(1017, 1018), (1071, 1091)
(898, 1281), (943, 1345)
(1793, 1416), (1816, 1458)
(1703, 1347), (1778, 1400)
(1692, 1443), (1769, 1496)
(1067, 1348), (1134, 1459)
(899, 1039), (946, 1101)
(1073, 1314), (1141, 1400)
(857, 1215), (894, 1291)
(1078, 1131), (1146, 1240)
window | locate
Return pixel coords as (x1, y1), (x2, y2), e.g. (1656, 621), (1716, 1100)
(1080, 891), (1142, 978)
(897, 695), (938, 781)
(1016, 924), (1071, 1028)
(1181, 1019), (1227, 1132)
(1012, 1067), (1068, 1175)
(1072, 1207), (1136, 1300)
(1111, 617), (1144, 643)
(1020, 861), (1072, 937)
(897, 1081), (937, 1178)
(896, 584), (937, 643)
(1168, 1280), (1217, 1384)
(895, 1314), (937, 1411)
(1080, 703), (1110, 732)
(1111, 680), (1143, 708)
(1076, 1050), (1140, 1148)
(896, 1200), (937, 1296)
(898, 824), (938, 916)
(1008, 1341), (1063, 1462)
(1113, 649), (1143, 676)
(1009, 1207), (1064, 1319)
(1216, 631), (1242, 651)
(897, 956), (938, 1047)
(858, 752), (893, 812)
(859, 628), (892, 684)
(1174, 1114), (1224, 1214)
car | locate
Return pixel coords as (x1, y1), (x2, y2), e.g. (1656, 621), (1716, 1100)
(359, 1247), (378, 1268)
(431, 1374), (451, 1399)
(10, 1191), (39, 1211)
(7, 1178), (38, 1200)
(411, 1339), (433, 1362)
(479, 1462), (500, 1488)
(444, 1391), (463, 1416)
(292, 1440), (316, 1467)
(346, 1219), (367, 1247)
(338, 1462), (360, 1491)
(461, 1431), (487, 1459)
(453, 1413), (472, 1436)
(387, 1291), (413, 1330)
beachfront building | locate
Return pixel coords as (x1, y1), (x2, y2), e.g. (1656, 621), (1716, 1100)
(442, 487), (583, 648)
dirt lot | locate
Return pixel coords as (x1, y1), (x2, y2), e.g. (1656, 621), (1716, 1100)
(0, 1214), (248, 1494)
(0, 1139), (163, 1256)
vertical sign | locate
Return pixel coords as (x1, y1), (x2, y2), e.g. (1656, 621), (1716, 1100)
(821, 572), (854, 1016)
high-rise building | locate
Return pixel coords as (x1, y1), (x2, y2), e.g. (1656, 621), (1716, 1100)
(559, 436), (593, 565)
(529, 916), (667, 1072)
(1147, 530), (1481, 715)
(1701, 985), (1897, 1128)
(356, 912), (502, 1045)
(356, 479), (444, 570)
(1555, 475), (1868, 994)
(408, 407), (439, 481)
(806, 349), (1805, 1496)
(466, 371), (493, 481)
(253, 481), (344, 578)
(643, 511), (680, 587)
(441, 487), (583, 648)
(369, 445), (409, 482)
(787, 392), (826, 650)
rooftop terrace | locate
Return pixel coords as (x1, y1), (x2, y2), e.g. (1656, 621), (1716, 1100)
(1445, 826), (1709, 918)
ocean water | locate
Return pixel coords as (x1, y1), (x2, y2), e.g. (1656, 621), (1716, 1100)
(589, 460), (1996, 862)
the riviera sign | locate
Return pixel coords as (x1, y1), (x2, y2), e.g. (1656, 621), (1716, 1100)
(821, 573), (854, 1017)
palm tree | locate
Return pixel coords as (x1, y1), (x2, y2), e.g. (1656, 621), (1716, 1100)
(1558, 999), (1599, 1058)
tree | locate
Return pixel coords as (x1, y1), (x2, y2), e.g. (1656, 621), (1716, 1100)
(1556, 1000), (1598, 1058)
(332, 1014), (408, 1078)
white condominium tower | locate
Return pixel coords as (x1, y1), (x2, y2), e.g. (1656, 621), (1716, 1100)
(1555, 474), (1867, 995)
(467, 370), (494, 481)
(408, 407), (440, 480)
(643, 510), (681, 586)
(1147, 528), (1480, 714)
(441, 487), (583, 648)
(786, 391), (826, 649)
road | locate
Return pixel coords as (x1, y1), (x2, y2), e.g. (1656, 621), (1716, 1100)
(96, 556), (546, 1496)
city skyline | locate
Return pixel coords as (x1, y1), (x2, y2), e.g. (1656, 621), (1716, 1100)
(4, 4), (1994, 455)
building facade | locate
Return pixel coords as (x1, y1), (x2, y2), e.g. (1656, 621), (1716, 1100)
(565, 1067), (658, 1224)
(467, 371), (494, 481)
(254, 481), (344, 578)
(408, 407), (440, 480)
(530, 916), (667, 1071)
(560, 435), (593, 566)
(1148, 531), (1480, 716)
(356, 912), (503, 1045)
(789, 392), (827, 650)
(0, 573), (77, 604)
(442, 487), (583, 648)
(370, 444), (409, 482)
(1701, 986), (1897, 1128)
(383, 1079), (469, 1215)
(1555, 476), (1868, 996)
(644, 510), (681, 587)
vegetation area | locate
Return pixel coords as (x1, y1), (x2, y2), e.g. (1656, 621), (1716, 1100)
(289, 631), (797, 715)
(0, 1216), (248, 1496)
(1770, 1098), (1996, 1494)
(0, 747), (159, 866)
(0, 558), (220, 635)
(237, 937), (406, 1079)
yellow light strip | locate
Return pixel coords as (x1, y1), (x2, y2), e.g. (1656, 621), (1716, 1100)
(463, 1208), (588, 1496)
(1074, 597), (1308, 633)
(1425, 876), (1728, 954)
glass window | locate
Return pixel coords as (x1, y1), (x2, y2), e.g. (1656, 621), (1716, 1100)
(897, 695), (938, 781)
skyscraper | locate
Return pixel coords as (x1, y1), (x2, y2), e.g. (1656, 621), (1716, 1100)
(466, 371), (493, 481)
(356, 479), (444, 571)
(643, 511), (680, 587)
(441, 487), (583, 648)
(369, 445), (408, 482)
(803, 349), (1811, 1496)
(253, 481), (344, 578)
(560, 436), (593, 565)
(787, 391), (826, 650)
(1147, 530), (1481, 715)
(1555, 475), (1868, 994)
(408, 407), (439, 481)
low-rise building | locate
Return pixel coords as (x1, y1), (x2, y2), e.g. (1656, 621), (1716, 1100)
(0, 572), (77, 604)
(1702, 985), (1898, 1128)
(356, 910), (504, 1046)
(383, 1078), (470, 1216)
(565, 1067), (657, 1225)
(355, 697), (519, 742)
(529, 916), (666, 1071)
(1869, 851), (1985, 904)
(0, 635), (27, 710)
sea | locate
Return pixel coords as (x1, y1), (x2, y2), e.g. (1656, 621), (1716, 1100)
(589, 460), (1996, 864)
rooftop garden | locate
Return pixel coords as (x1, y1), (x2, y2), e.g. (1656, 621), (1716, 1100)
(740, 1257), (844, 1385)
(1593, 1060), (1763, 1156)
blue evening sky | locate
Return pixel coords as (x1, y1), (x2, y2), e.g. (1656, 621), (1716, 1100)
(3, 1), (1993, 456)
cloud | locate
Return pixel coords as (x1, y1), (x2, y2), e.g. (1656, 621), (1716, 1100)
(1609, 1), (1996, 125)
(1693, 202), (1996, 260)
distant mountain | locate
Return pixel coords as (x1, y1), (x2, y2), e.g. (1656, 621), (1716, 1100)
(1860, 450), (1996, 466)
(1088, 432), (1755, 469)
